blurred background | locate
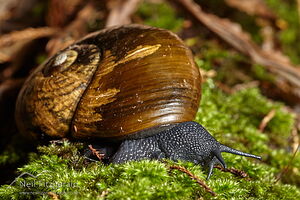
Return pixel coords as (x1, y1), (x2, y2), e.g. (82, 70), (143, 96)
(0, 0), (299, 199)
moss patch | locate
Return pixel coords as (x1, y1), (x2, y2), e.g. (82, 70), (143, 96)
(1, 82), (299, 199)
(136, 1), (183, 32)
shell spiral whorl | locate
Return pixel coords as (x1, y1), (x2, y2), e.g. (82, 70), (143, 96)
(15, 25), (201, 140)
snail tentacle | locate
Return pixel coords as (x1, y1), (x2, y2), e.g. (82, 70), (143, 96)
(220, 144), (262, 160)
(207, 157), (224, 180)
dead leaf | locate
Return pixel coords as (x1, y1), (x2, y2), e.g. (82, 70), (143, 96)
(106, 0), (142, 27)
(0, 27), (58, 48)
(225, 0), (276, 19)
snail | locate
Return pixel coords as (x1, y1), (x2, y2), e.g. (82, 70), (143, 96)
(15, 24), (261, 179)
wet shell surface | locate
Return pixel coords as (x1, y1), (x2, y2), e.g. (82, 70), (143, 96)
(15, 25), (201, 140)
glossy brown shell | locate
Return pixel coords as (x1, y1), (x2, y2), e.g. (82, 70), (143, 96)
(15, 25), (201, 139)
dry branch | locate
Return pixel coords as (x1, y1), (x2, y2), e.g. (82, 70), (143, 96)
(259, 109), (276, 132)
(169, 165), (217, 196)
(106, 0), (141, 27)
(177, 0), (300, 102)
(214, 165), (250, 179)
(275, 143), (299, 183)
(0, 27), (58, 64)
(46, 2), (99, 55)
(225, 0), (276, 19)
(0, 27), (58, 48)
(46, 0), (84, 27)
(88, 145), (105, 161)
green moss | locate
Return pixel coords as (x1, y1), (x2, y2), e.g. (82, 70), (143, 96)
(195, 77), (299, 188)
(197, 81), (294, 144)
(137, 1), (183, 32)
(0, 143), (204, 199)
(0, 83), (299, 199)
(197, 79), (295, 159)
(193, 39), (251, 85)
(265, 0), (300, 64)
(251, 64), (275, 82)
(0, 141), (299, 199)
(0, 134), (34, 176)
(0, 147), (20, 166)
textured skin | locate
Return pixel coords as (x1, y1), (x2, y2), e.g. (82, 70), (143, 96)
(112, 122), (218, 164)
(112, 121), (261, 179)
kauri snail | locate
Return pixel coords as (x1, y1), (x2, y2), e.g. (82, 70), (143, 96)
(15, 24), (261, 179)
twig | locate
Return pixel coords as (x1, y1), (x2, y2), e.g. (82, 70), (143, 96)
(199, 68), (217, 82)
(261, 25), (275, 52)
(225, 0), (276, 19)
(274, 118), (300, 183)
(214, 166), (250, 180)
(291, 125), (300, 154)
(100, 190), (109, 198)
(46, 0), (84, 27)
(106, 0), (141, 27)
(216, 82), (233, 94)
(88, 145), (105, 161)
(0, 27), (58, 47)
(259, 109), (276, 132)
(0, 51), (11, 63)
(46, 2), (99, 55)
(169, 165), (216, 196)
(233, 81), (259, 92)
(274, 143), (299, 183)
(48, 191), (60, 200)
(217, 81), (259, 94)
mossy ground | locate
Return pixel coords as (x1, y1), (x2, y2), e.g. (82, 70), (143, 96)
(0, 82), (299, 199)
(0, 0), (300, 199)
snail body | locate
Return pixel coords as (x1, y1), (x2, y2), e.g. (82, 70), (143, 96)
(15, 25), (260, 179)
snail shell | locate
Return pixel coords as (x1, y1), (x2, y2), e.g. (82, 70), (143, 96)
(15, 25), (201, 140)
